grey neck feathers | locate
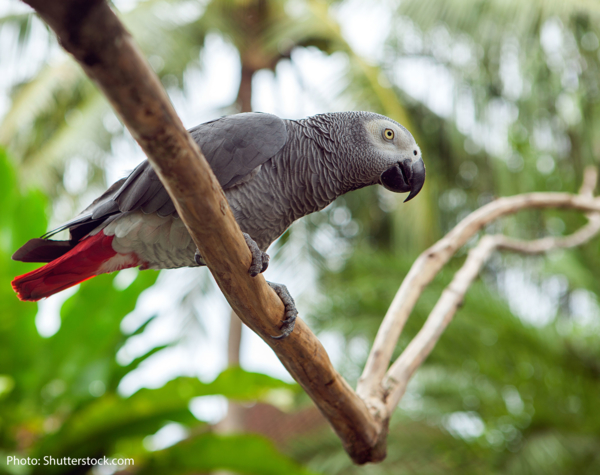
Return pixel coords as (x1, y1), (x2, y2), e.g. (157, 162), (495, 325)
(272, 114), (376, 222)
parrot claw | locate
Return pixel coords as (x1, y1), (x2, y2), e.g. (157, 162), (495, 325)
(267, 282), (298, 339)
(243, 233), (270, 277)
(193, 234), (269, 274)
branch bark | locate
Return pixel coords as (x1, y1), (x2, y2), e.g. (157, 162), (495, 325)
(22, 0), (384, 464)
(19, 0), (600, 465)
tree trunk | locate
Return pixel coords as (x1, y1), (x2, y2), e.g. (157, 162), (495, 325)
(237, 65), (254, 113)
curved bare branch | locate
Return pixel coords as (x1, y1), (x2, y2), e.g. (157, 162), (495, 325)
(369, 167), (600, 413)
(359, 171), (600, 407)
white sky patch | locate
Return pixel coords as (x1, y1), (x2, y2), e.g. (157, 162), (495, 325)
(443, 411), (485, 440)
(502, 385), (524, 415)
(429, 24), (453, 63)
(119, 344), (201, 395)
(252, 69), (279, 115)
(497, 266), (568, 327)
(189, 395), (228, 424)
(483, 98), (519, 158)
(455, 87), (476, 135)
(291, 48), (351, 112)
(63, 156), (90, 195)
(315, 331), (345, 369)
(113, 267), (139, 291)
(35, 286), (79, 337)
(104, 132), (146, 186)
(240, 328), (293, 382)
(334, 0), (393, 62)
(117, 268), (230, 395)
(569, 289), (600, 327)
(179, 33), (240, 126)
(273, 59), (311, 116)
(555, 93), (581, 125)
(394, 57), (454, 118)
(150, 0), (206, 26)
(143, 422), (188, 451)
(500, 37), (523, 101)
(0, 1), (67, 120)
(531, 119), (556, 152)
(252, 57), (331, 119)
(541, 17), (565, 71)
(112, 0), (140, 13)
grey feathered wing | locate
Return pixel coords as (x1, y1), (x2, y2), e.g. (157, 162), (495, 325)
(12, 112), (288, 263)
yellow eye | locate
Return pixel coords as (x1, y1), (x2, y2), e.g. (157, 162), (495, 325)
(384, 129), (394, 140)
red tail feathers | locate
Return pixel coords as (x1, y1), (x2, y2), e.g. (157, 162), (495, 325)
(12, 231), (140, 301)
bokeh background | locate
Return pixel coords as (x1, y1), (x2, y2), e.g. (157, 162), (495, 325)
(2, 0), (600, 473)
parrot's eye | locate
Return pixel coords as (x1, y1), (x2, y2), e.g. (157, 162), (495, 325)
(383, 129), (394, 140)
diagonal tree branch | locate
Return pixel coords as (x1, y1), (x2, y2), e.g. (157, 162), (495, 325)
(21, 0), (385, 464)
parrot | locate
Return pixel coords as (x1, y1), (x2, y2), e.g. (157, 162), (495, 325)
(11, 111), (425, 337)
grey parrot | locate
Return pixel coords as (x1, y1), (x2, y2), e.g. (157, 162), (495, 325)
(12, 111), (425, 337)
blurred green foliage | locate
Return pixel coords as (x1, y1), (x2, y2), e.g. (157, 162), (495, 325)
(2, 0), (600, 474)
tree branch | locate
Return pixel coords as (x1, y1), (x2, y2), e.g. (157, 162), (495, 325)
(362, 167), (600, 413)
(358, 189), (600, 404)
(22, 0), (384, 464)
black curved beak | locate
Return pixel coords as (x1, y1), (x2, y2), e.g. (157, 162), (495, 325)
(380, 158), (426, 202)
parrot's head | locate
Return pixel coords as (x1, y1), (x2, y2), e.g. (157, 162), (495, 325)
(362, 115), (426, 202)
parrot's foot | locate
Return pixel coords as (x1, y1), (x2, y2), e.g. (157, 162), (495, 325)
(243, 233), (270, 277)
(193, 233), (269, 274)
(267, 282), (298, 339)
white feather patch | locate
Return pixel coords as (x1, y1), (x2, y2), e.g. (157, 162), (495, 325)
(114, 215), (139, 238)
(112, 236), (133, 254)
(126, 221), (142, 240)
(142, 212), (169, 227)
(157, 220), (171, 249)
(137, 221), (163, 244)
(169, 220), (191, 249)
(108, 211), (197, 269)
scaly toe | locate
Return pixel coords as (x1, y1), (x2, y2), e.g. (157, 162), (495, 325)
(243, 233), (266, 277)
(267, 282), (298, 339)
